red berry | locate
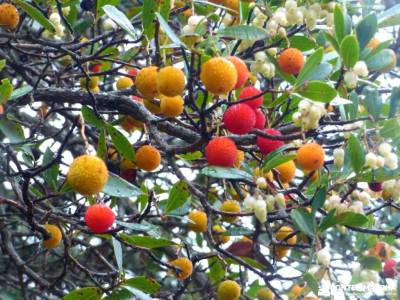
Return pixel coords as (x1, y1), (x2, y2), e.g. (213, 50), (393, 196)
(85, 204), (115, 233)
(256, 128), (284, 155)
(369, 182), (383, 192)
(227, 56), (249, 89)
(254, 109), (266, 129)
(239, 86), (263, 108)
(120, 169), (137, 182)
(128, 68), (138, 77)
(89, 63), (101, 73)
(384, 259), (398, 278)
(205, 137), (238, 167)
(223, 103), (256, 135)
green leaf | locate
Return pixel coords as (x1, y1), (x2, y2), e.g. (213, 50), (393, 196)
(102, 288), (133, 300)
(323, 31), (340, 53)
(222, 227), (253, 236)
(378, 3), (400, 28)
(123, 287), (152, 300)
(295, 48), (324, 88)
(155, 12), (186, 48)
(298, 81), (337, 102)
(389, 87), (400, 118)
(178, 151), (203, 161)
(13, 0), (55, 32)
(0, 79), (13, 104)
(208, 257), (226, 285)
(63, 287), (102, 300)
(281, 35), (317, 51)
(103, 5), (137, 39)
(81, 106), (104, 129)
(218, 25), (268, 40)
(9, 85), (32, 101)
(116, 221), (160, 237)
(125, 277), (160, 294)
(356, 12), (378, 49)
(263, 154), (296, 173)
(380, 118), (400, 140)
(142, 0), (157, 39)
(347, 133), (365, 174)
(112, 237), (123, 272)
(165, 181), (190, 213)
(366, 48), (396, 72)
(159, 0), (170, 20)
(97, 0), (120, 16)
(200, 166), (252, 180)
(0, 118), (24, 143)
(312, 186), (327, 215)
(363, 87), (381, 120)
(304, 273), (319, 295)
(120, 234), (176, 249)
(290, 208), (315, 237)
(335, 212), (369, 227)
(103, 172), (142, 197)
(106, 124), (135, 161)
(307, 63), (333, 82)
(359, 255), (382, 272)
(74, 15), (94, 34)
(340, 35), (360, 68)
(319, 209), (337, 232)
(334, 5), (346, 43)
(43, 147), (59, 188)
(0, 60), (5, 72)
(97, 130), (107, 161)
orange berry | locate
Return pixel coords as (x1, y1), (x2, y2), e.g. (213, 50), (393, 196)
(200, 57), (237, 95)
(234, 150), (244, 168)
(368, 241), (392, 261)
(275, 160), (296, 183)
(257, 288), (275, 300)
(116, 77), (134, 90)
(135, 145), (161, 171)
(121, 115), (143, 132)
(212, 225), (230, 243)
(143, 98), (162, 114)
(288, 284), (303, 300)
(171, 257), (193, 280)
(160, 94), (184, 117)
(220, 200), (241, 223)
(274, 246), (289, 259)
(43, 224), (62, 249)
(223, 0), (239, 14)
(0, 3), (19, 30)
(217, 280), (241, 300)
(227, 56), (249, 89)
(80, 76), (99, 90)
(296, 143), (325, 171)
(276, 226), (297, 245)
(0, 104), (3, 114)
(278, 48), (305, 75)
(188, 210), (208, 232)
(157, 66), (186, 97)
(136, 66), (159, 99)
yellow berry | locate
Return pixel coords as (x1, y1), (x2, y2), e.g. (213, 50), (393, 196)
(80, 76), (100, 90)
(212, 225), (230, 243)
(234, 150), (244, 168)
(217, 280), (241, 300)
(276, 226), (297, 245)
(116, 77), (134, 90)
(43, 224), (62, 249)
(220, 200), (241, 223)
(136, 66), (159, 99)
(257, 288), (275, 300)
(67, 155), (109, 196)
(171, 257), (193, 280)
(275, 160), (296, 183)
(135, 145), (161, 171)
(274, 246), (289, 260)
(188, 210), (208, 232)
(160, 94), (184, 117)
(288, 284), (303, 300)
(157, 66), (186, 96)
(200, 57), (237, 95)
(0, 3), (19, 30)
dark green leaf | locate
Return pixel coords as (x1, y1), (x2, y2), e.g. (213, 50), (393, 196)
(74, 15), (94, 34)
(116, 221), (160, 237)
(340, 35), (360, 68)
(97, 130), (107, 161)
(142, 0), (156, 39)
(335, 212), (369, 227)
(112, 237), (123, 272)
(0, 60), (5, 72)
(103, 172), (142, 197)
(125, 277), (160, 294)
(304, 273), (319, 295)
(165, 181), (190, 213)
(43, 148), (59, 188)
(155, 12), (186, 48)
(380, 119), (400, 140)
(359, 255), (382, 272)
(106, 124), (135, 161)
(389, 87), (400, 118)
(0, 79), (13, 104)
(123, 287), (152, 300)
(63, 287), (102, 300)
(81, 106), (105, 129)
(363, 86), (381, 120)
(159, 0), (170, 20)
(295, 47), (324, 87)
(200, 166), (252, 180)
(319, 209), (337, 232)
(356, 12), (378, 49)
(298, 81), (337, 102)
(208, 257), (226, 285)
(120, 234), (176, 249)
(218, 25), (268, 40)
(323, 31), (340, 52)
(281, 35), (317, 51)
(307, 63), (333, 81)
(334, 5), (346, 43)
(290, 208), (315, 237)
(312, 186), (327, 215)
(347, 133), (365, 173)
(103, 5), (137, 39)
(13, 0), (55, 32)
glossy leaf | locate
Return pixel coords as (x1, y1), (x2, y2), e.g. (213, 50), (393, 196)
(9, 85), (32, 101)
(63, 287), (102, 300)
(165, 181), (190, 213)
(295, 47), (324, 87)
(14, 0), (55, 32)
(200, 166), (253, 180)
(290, 208), (315, 237)
(340, 35), (359, 68)
(106, 124), (135, 161)
(103, 5), (137, 39)
(263, 154), (296, 173)
(0, 79), (13, 104)
(356, 12), (378, 49)
(81, 106), (105, 129)
(334, 5), (346, 43)
(347, 133), (365, 174)
(125, 277), (160, 294)
(155, 12), (186, 48)
(112, 237), (123, 272)
(218, 25), (268, 40)
(142, 0), (157, 39)
(120, 234), (176, 249)
(359, 255), (382, 272)
(298, 81), (337, 102)
(103, 172), (142, 197)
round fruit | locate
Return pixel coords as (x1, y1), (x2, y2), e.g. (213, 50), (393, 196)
(217, 280), (241, 300)
(234, 150), (244, 168)
(0, 3), (19, 30)
(89, 63), (101, 73)
(84, 204), (115, 233)
(212, 225), (230, 243)
(67, 155), (109, 196)
(80, 76), (99, 90)
(188, 210), (208, 232)
(275, 160), (296, 183)
(220, 200), (241, 223)
(288, 284), (303, 300)
(135, 145), (161, 171)
(227, 56), (249, 89)
(136, 66), (159, 99)
(80, 0), (94, 11)
(369, 182), (383, 192)
(128, 68), (138, 78)
(205, 137), (238, 167)
(254, 109), (266, 129)
(116, 77), (134, 90)
(256, 128), (284, 155)
(171, 257), (193, 280)
(160, 94), (184, 117)
(276, 226), (297, 245)
(43, 224), (62, 249)
(223, 103), (256, 134)
(296, 143), (325, 171)
(368, 241), (392, 261)
(257, 288), (275, 300)
(223, 0), (239, 14)
(278, 48), (305, 75)
(384, 258), (398, 278)
(121, 115), (143, 132)
(274, 246), (289, 259)
(200, 57), (237, 95)
(157, 66), (186, 97)
(120, 169), (137, 182)
(239, 86), (263, 108)
(143, 98), (162, 114)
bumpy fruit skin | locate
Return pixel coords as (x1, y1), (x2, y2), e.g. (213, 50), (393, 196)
(227, 56), (249, 89)
(239, 86), (263, 108)
(80, 76), (99, 90)
(369, 182), (383, 192)
(143, 99), (162, 114)
(278, 48), (305, 75)
(384, 258), (398, 278)
(369, 241), (392, 261)
(136, 66), (159, 99)
(223, 103), (256, 134)
(205, 137), (238, 167)
(157, 66), (186, 96)
(254, 109), (266, 129)
(217, 280), (241, 300)
(200, 57), (237, 95)
(220, 200), (240, 223)
(85, 204), (115, 233)
(212, 225), (230, 243)
(43, 224), (62, 249)
(116, 77), (134, 90)
(188, 210), (208, 232)
(160, 95), (184, 117)
(171, 257), (193, 280)
(67, 155), (109, 196)
(135, 145), (161, 171)
(0, 3), (19, 30)
(257, 288), (275, 300)
(275, 160), (296, 183)
(296, 143), (325, 171)
(256, 128), (284, 155)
